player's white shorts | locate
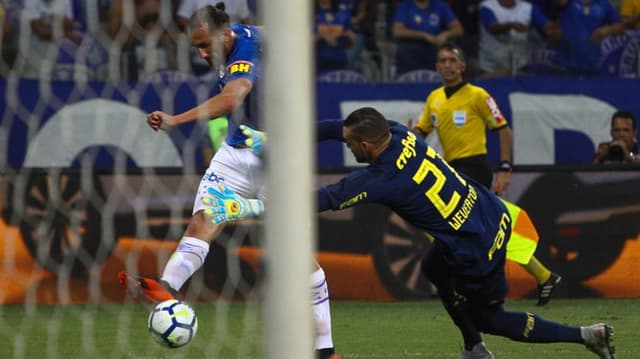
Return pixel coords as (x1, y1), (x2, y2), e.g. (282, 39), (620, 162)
(192, 142), (266, 215)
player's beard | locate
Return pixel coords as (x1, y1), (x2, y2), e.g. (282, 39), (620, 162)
(352, 147), (371, 163)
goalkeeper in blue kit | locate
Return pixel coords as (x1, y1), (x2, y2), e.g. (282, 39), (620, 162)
(203, 107), (616, 359)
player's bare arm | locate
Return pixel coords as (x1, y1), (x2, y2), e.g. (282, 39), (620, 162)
(494, 126), (513, 194)
(147, 77), (253, 131)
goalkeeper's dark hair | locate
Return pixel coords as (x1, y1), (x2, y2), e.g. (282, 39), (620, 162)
(438, 42), (466, 62)
(344, 107), (390, 146)
(189, 3), (230, 31)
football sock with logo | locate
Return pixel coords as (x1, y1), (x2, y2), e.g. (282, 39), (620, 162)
(311, 268), (335, 351)
(161, 236), (210, 291)
(479, 305), (582, 343)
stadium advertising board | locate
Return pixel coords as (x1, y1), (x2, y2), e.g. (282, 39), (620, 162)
(0, 170), (638, 303)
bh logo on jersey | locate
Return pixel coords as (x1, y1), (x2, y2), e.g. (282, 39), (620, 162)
(205, 170), (224, 184)
(228, 61), (253, 75)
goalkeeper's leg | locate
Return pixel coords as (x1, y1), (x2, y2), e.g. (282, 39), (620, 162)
(311, 264), (339, 359)
(469, 303), (616, 358)
(421, 241), (484, 352)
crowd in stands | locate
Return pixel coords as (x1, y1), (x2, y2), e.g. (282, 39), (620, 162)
(0, 0), (638, 82)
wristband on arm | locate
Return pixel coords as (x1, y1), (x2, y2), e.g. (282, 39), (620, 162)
(497, 161), (512, 173)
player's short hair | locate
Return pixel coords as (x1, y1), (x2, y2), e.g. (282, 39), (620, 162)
(611, 110), (636, 129)
(438, 42), (465, 63)
(344, 107), (390, 145)
(189, 3), (230, 32)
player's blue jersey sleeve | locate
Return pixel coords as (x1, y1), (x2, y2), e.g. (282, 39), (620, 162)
(223, 25), (261, 84)
(318, 169), (379, 212)
(221, 25), (262, 147)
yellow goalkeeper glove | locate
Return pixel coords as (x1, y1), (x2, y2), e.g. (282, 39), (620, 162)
(240, 124), (267, 154)
(202, 183), (264, 224)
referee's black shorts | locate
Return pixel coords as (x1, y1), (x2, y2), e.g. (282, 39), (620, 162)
(449, 155), (493, 189)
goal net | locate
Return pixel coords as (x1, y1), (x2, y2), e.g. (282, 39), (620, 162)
(0, 1), (314, 358)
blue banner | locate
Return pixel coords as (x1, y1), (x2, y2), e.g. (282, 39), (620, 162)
(1, 76), (639, 169)
(316, 76), (640, 167)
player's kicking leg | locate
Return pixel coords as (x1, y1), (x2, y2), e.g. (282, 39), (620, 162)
(119, 210), (221, 303)
(117, 271), (178, 303)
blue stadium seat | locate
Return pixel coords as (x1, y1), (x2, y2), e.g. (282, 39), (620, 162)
(317, 70), (370, 83)
(394, 69), (442, 83)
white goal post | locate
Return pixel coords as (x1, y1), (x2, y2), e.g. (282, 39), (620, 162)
(263, 1), (315, 358)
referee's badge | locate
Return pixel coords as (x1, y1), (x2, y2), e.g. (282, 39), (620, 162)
(453, 110), (467, 126)
(431, 113), (438, 127)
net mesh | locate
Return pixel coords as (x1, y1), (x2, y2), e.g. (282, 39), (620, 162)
(0, 1), (264, 357)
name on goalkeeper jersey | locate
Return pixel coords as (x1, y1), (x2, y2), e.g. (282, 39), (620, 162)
(339, 191), (367, 209)
(447, 185), (478, 230)
(396, 131), (417, 170)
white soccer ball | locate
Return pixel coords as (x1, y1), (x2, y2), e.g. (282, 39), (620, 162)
(148, 299), (198, 348)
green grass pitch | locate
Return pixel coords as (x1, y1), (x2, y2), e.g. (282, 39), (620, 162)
(0, 298), (637, 358)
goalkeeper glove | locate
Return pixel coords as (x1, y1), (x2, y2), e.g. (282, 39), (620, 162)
(240, 124), (267, 154)
(202, 183), (264, 224)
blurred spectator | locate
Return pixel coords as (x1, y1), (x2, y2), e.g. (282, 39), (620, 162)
(13, 0), (84, 79)
(392, 0), (463, 76)
(0, 2), (11, 36)
(107, 0), (180, 81)
(553, 0), (624, 74)
(620, 0), (640, 29)
(448, 0), (481, 73)
(315, 0), (358, 73)
(593, 110), (640, 164)
(0, 2), (13, 74)
(340, 0), (381, 72)
(528, 0), (561, 20)
(477, 0), (559, 77)
(176, 0), (253, 29)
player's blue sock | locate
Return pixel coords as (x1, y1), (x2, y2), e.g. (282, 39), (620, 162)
(477, 304), (583, 343)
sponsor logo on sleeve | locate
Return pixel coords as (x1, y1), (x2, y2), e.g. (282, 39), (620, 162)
(485, 96), (506, 124)
(227, 61), (254, 75)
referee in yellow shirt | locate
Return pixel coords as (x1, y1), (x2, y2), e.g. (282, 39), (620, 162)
(412, 42), (561, 306)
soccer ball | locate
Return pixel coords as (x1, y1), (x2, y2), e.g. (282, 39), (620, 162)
(148, 299), (198, 348)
